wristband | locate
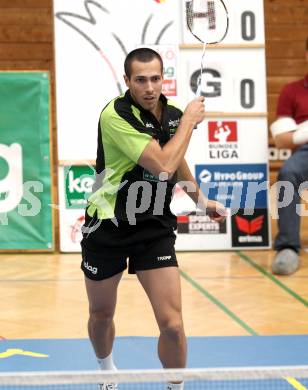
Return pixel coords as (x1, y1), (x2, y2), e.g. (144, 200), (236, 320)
(293, 120), (308, 145)
(270, 117), (297, 137)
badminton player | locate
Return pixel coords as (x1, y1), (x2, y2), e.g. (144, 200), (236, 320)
(80, 47), (226, 390)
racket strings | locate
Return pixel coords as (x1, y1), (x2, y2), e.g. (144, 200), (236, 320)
(208, 2), (216, 29)
(193, 1), (216, 29)
(197, 1), (214, 95)
(186, 0), (229, 45)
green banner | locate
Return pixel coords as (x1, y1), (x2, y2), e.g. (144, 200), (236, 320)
(0, 72), (53, 250)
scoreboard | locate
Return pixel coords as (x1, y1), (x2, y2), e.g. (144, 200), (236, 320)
(174, 0), (270, 250)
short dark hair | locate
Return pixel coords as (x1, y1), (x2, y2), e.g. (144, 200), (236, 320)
(124, 48), (163, 79)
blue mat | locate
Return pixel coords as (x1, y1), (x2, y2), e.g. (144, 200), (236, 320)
(1, 335), (307, 372)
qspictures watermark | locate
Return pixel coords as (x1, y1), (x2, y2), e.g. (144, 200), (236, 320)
(1, 160), (308, 227)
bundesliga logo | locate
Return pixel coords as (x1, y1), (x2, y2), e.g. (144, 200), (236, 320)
(208, 121), (237, 143)
(208, 121), (239, 160)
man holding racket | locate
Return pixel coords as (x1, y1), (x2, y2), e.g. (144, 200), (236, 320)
(270, 37), (308, 275)
(81, 47), (226, 390)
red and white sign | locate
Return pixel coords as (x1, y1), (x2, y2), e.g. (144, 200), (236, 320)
(208, 121), (238, 143)
(207, 121), (239, 161)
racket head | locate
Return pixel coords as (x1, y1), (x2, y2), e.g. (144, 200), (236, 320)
(186, 0), (229, 45)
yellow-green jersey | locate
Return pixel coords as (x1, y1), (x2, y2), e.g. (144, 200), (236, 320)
(87, 90), (183, 227)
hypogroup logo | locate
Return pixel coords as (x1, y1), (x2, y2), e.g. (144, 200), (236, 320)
(195, 164), (268, 209)
(198, 169), (212, 184)
(0, 143), (23, 213)
(207, 121), (239, 161)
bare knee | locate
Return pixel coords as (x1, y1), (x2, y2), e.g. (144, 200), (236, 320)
(160, 320), (185, 341)
(89, 307), (115, 327)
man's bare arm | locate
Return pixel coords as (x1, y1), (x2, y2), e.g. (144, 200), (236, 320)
(138, 98), (205, 178)
(177, 159), (226, 222)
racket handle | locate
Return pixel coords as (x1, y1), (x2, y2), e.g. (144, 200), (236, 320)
(195, 84), (202, 97)
(194, 84), (203, 129)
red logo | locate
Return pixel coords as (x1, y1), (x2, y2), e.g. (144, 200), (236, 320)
(235, 215), (264, 235)
(177, 215), (189, 223)
(154, 0), (166, 2)
(70, 215), (85, 243)
(208, 121), (238, 143)
(163, 79), (176, 96)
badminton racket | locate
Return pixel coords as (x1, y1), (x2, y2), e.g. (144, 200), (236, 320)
(185, 0), (229, 96)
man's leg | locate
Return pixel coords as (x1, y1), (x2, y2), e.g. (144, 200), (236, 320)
(274, 161), (302, 253)
(136, 267), (186, 368)
(84, 272), (122, 361)
(273, 146), (308, 274)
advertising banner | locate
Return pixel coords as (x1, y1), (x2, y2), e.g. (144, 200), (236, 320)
(187, 117), (269, 164)
(231, 208), (269, 248)
(0, 72), (53, 250)
(195, 163), (268, 209)
(58, 165), (95, 252)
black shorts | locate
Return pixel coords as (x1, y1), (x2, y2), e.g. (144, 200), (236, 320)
(80, 211), (178, 281)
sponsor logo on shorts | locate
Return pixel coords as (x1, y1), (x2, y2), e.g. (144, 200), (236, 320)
(157, 255), (172, 261)
(83, 261), (98, 275)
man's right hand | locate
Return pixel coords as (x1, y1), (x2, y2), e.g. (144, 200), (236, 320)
(182, 96), (206, 127)
(138, 98), (206, 178)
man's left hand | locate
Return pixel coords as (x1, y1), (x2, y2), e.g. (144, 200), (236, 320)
(205, 200), (227, 223)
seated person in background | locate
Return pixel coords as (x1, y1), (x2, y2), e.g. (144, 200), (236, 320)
(270, 37), (308, 275)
